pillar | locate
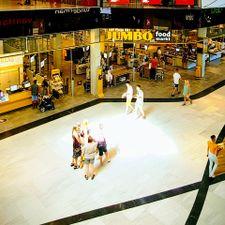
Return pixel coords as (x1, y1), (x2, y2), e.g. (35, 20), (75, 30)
(90, 29), (101, 96)
(53, 34), (62, 71)
(0, 40), (3, 54)
(196, 28), (207, 78)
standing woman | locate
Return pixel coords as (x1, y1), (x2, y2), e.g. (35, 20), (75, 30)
(71, 125), (83, 169)
(182, 80), (192, 106)
(82, 136), (97, 180)
(122, 81), (134, 114)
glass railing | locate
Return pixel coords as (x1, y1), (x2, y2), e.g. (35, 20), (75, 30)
(0, 0), (198, 11)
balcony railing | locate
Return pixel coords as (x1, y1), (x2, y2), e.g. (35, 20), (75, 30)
(0, 0), (198, 11)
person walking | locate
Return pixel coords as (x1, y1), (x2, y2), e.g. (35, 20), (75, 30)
(182, 80), (192, 105)
(122, 81), (134, 114)
(96, 123), (110, 165)
(207, 135), (223, 178)
(171, 68), (181, 97)
(134, 85), (145, 119)
(82, 136), (97, 180)
(31, 79), (39, 109)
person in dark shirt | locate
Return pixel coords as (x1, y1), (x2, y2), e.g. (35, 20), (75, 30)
(42, 75), (49, 96)
(31, 79), (39, 109)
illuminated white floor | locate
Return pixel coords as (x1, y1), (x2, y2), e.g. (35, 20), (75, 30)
(0, 87), (225, 225)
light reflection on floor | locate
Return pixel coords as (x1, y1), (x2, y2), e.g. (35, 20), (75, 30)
(78, 112), (179, 159)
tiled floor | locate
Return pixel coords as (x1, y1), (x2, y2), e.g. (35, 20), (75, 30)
(198, 181), (225, 225)
(75, 191), (198, 225)
(0, 85), (225, 225)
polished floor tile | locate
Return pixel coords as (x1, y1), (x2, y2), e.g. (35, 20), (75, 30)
(0, 86), (225, 224)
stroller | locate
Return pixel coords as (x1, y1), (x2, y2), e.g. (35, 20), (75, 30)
(39, 95), (55, 112)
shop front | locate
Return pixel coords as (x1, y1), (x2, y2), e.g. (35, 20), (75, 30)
(99, 26), (225, 82)
(0, 52), (33, 114)
(99, 28), (198, 82)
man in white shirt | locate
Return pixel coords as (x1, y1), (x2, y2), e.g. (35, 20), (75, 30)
(171, 68), (181, 97)
(134, 85), (145, 119)
(122, 81), (134, 114)
(105, 69), (113, 87)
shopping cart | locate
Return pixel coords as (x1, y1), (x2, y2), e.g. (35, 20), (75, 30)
(155, 67), (164, 80)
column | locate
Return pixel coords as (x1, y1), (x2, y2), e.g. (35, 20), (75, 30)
(90, 29), (101, 96)
(0, 40), (3, 54)
(53, 34), (62, 70)
(196, 27), (207, 78)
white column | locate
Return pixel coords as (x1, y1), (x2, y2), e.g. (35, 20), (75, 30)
(90, 29), (101, 96)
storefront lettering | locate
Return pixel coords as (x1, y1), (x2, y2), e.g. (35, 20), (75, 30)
(0, 56), (23, 68)
(106, 31), (153, 41)
(55, 8), (90, 14)
(0, 18), (32, 27)
(155, 30), (171, 41)
(185, 14), (194, 21)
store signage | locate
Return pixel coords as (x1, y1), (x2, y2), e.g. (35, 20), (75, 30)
(141, 0), (161, 4)
(106, 31), (153, 41)
(175, 0), (194, 5)
(185, 14), (194, 21)
(0, 18), (32, 27)
(54, 8), (90, 14)
(109, 0), (130, 4)
(0, 55), (23, 68)
(155, 30), (171, 41)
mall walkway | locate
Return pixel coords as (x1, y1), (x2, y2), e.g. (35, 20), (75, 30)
(0, 86), (225, 225)
(0, 57), (225, 135)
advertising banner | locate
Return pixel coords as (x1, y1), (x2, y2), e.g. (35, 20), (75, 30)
(109, 0), (130, 4)
(141, 0), (161, 4)
(202, 0), (225, 8)
(175, 0), (194, 5)
(79, 0), (97, 6)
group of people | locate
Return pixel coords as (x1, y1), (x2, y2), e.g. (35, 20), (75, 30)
(71, 120), (110, 180)
(122, 81), (145, 119)
(171, 68), (192, 106)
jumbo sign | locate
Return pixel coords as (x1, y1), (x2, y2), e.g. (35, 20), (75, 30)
(106, 31), (153, 42)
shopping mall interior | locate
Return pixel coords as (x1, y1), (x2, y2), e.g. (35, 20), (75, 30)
(0, 1), (225, 225)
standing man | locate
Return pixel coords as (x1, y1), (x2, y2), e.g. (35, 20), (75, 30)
(31, 79), (39, 109)
(171, 68), (181, 97)
(134, 85), (145, 119)
(149, 55), (158, 80)
(122, 81), (134, 114)
(207, 135), (223, 178)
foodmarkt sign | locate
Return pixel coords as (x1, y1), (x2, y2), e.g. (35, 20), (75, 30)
(106, 31), (153, 42)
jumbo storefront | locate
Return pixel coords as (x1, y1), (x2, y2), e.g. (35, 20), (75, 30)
(99, 25), (225, 83)
(99, 28), (196, 83)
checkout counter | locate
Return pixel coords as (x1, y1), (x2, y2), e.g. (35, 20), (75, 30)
(0, 85), (32, 114)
